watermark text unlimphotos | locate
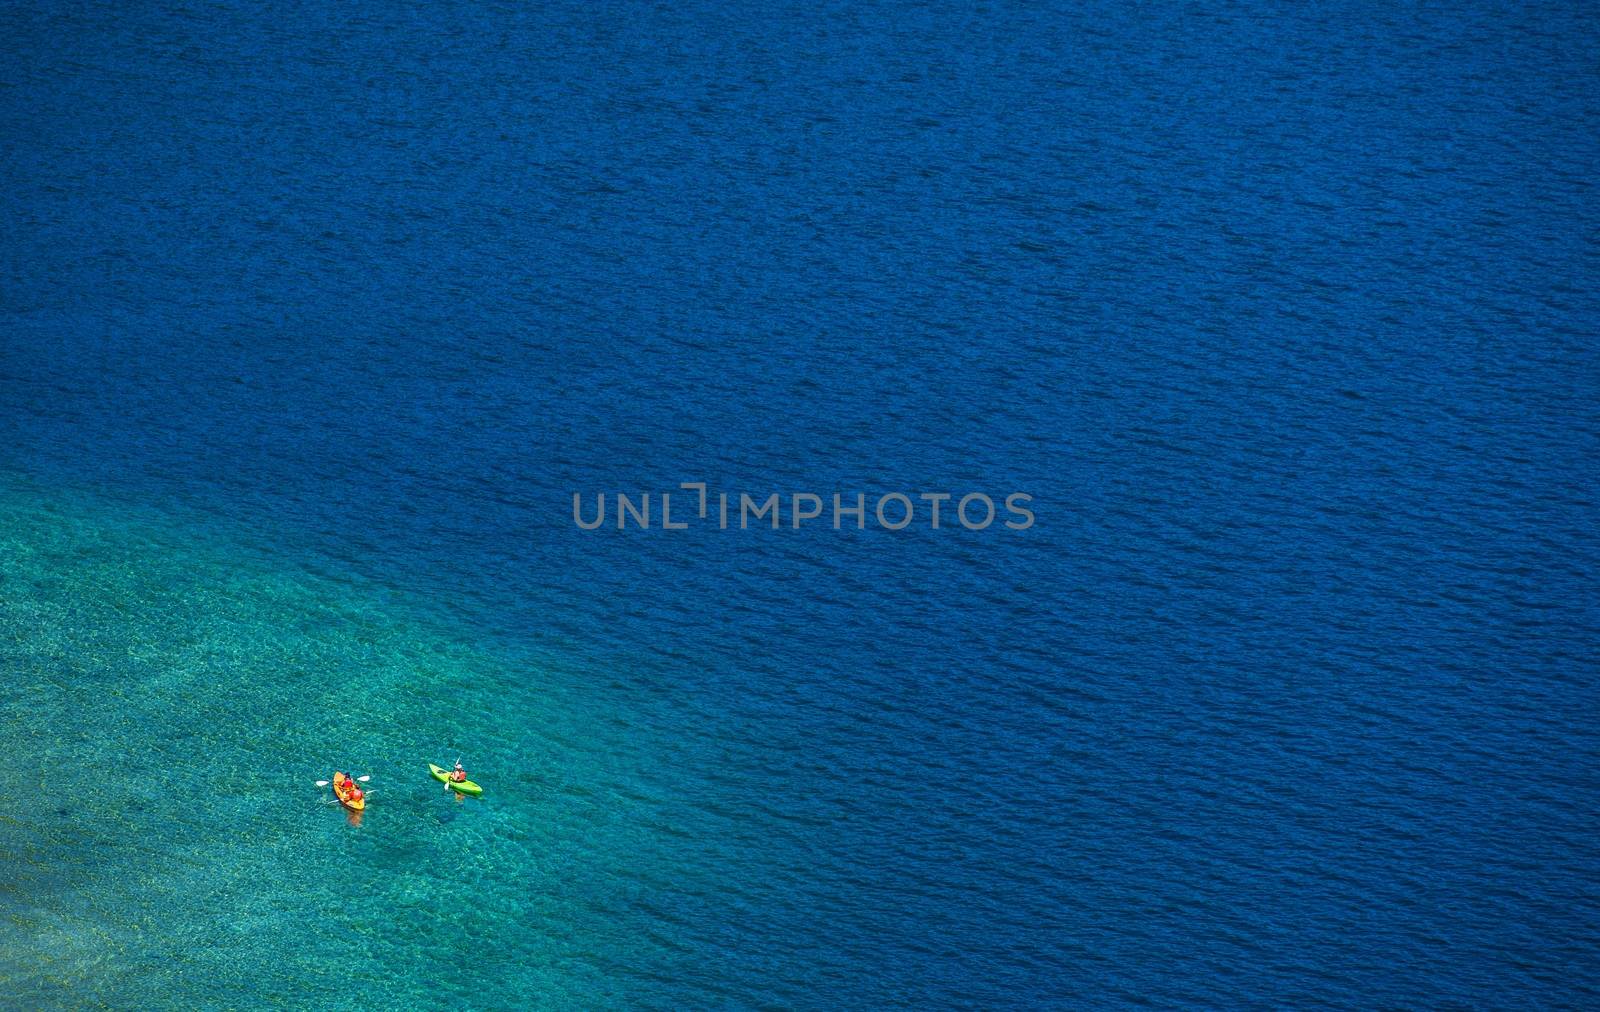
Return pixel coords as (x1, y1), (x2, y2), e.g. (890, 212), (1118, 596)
(573, 484), (1034, 531)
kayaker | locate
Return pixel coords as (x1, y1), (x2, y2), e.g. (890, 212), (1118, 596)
(346, 782), (364, 802)
(451, 761), (468, 783)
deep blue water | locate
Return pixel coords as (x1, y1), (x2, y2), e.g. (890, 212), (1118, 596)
(3, 0), (1599, 1006)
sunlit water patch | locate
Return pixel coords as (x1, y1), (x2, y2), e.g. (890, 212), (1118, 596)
(0, 479), (762, 1008)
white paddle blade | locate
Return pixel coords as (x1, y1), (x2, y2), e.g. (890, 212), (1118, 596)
(357, 775), (371, 782)
(315, 780), (330, 787)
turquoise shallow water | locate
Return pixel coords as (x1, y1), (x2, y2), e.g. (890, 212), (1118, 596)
(0, 478), (771, 1008)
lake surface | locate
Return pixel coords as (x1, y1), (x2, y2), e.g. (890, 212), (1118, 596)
(2, 0), (1597, 1006)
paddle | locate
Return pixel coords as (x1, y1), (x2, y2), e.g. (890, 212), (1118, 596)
(321, 775), (377, 805)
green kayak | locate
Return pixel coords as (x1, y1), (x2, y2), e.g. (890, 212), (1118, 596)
(429, 763), (483, 795)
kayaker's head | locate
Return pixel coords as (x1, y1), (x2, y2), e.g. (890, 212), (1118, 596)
(455, 761), (464, 770)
